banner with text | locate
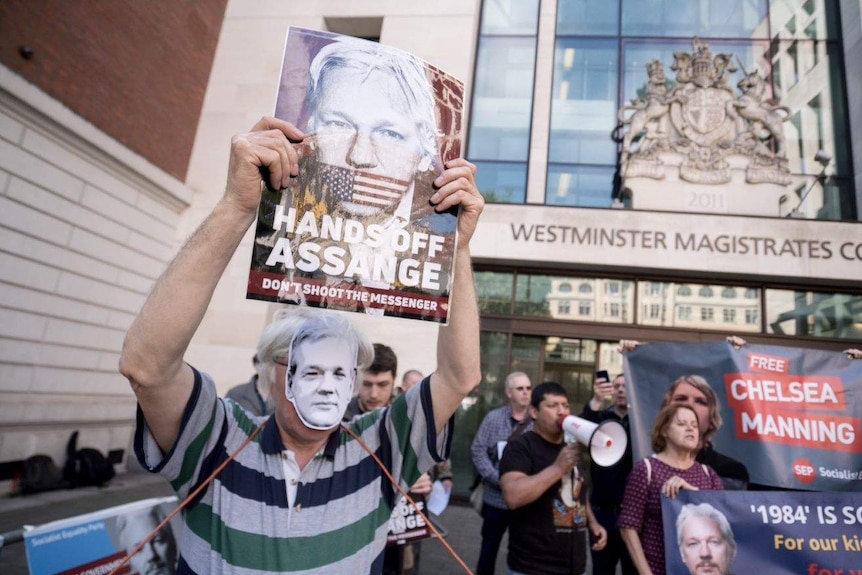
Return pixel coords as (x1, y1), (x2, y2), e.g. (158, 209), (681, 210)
(663, 490), (862, 575)
(25, 496), (180, 575)
(624, 342), (862, 490)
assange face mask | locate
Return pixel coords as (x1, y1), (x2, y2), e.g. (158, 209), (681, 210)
(284, 334), (357, 430)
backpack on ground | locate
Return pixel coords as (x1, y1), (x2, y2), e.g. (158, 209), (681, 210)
(63, 431), (115, 488)
(17, 454), (66, 495)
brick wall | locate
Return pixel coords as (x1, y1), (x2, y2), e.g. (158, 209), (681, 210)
(0, 0), (227, 181)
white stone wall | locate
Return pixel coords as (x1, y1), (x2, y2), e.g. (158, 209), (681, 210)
(0, 65), (192, 492)
(181, 0), (482, 390)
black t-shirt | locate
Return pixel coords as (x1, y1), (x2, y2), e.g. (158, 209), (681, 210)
(500, 431), (588, 575)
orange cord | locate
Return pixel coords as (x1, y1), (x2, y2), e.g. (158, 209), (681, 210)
(110, 419), (474, 575)
(341, 423), (475, 575)
(108, 419), (267, 575)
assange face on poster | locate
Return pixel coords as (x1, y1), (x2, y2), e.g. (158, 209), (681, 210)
(663, 490), (862, 575)
(624, 342), (862, 491)
(246, 27), (464, 323)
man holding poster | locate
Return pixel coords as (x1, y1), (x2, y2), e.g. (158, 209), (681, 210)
(119, 107), (484, 575)
(249, 28), (464, 322)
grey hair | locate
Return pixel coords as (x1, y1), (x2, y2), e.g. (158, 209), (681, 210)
(306, 38), (440, 161)
(256, 308), (374, 389)
(676, 503), (737, 563)
(505, 371), (529, 390)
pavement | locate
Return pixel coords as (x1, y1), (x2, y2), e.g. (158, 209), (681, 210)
(0, 470), (508, 575)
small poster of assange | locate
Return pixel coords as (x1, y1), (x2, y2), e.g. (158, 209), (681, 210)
(624, 342), (862, 491)
(247, 27), (464, 323)
(662, 490), (862, 575)
(24, 496), (180, 575)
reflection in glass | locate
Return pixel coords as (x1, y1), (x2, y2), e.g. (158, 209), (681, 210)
(638, 281), (761, 332)
(622, 40), (771, 111)
(543, 337), (597, 407)
(546, 165), (616, 207)
(473, 160), (528, 204)
(557, 0), (619, 36)
(769, 0), (839, 40)
(621, 0), (768, 38)
(475, 271), (514, 314)
(773, 41), (850, 178)
(766, 290), (862, 340)
(512, 335), (542, 382)
(549, 39), (619, 166)
(517, 274), (635, 323)
(468, 37), (537, 163)
(481, 0), (540, 35)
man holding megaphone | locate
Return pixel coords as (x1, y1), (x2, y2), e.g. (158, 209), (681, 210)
(500, 382), (609, 575)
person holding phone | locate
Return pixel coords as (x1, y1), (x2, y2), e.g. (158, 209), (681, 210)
(580, 372), (636, 575)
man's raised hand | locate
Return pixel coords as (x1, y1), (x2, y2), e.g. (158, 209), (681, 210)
(431, 159), (484, 248)
(225, 117), (305, 214)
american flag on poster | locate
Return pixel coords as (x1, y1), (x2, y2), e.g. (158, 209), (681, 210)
(321, 163), (411, 210)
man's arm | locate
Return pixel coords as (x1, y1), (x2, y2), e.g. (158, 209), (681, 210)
(620, 529), (654, 575)
(428, 159), (484, 432)
(119, 118), (303, 453)
(470, 414), (501, 485)
(581, 377), (611, 419)
(501, 443), (579, 509)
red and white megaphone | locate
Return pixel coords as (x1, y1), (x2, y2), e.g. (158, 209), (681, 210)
(557, 415), (627, 467)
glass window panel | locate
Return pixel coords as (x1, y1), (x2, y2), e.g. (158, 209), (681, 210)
(622, 40), (771, 113)
(766, 290), (862, 340)
(622, 0), (769, 38)
(543, 337), (597, 406)
(474, 160), (528, 204)
(546, 165), (616, 207)
(517, 275), (635, 323)
(773, 41), (851, 178)
(638, 281), (761, 332)
(475, 271), (514, 314)
(512, 335), (543, 382)
(557, 0), (619, 36)
(779, 174), (855, 221)
(468, 37), (537, 162)
(481, 0), (540, 35)
(769, 0), (839, 40)
(549, 39), (619, 165)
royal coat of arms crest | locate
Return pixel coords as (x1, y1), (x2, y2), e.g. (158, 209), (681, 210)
(618, 37), (791, 187)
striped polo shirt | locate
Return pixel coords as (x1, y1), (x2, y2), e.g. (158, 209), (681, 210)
(134, 367), (452, 574)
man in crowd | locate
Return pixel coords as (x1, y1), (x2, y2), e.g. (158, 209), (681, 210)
(400, 369), (424, 394)
(224, 354), (272, 417)
(343, 343), (398, 420)
(580, 373), (635, 575)
(470, 371), (532, 575)
(676, 503), (737, 575)
(500, 382), (606, 575)
(119, 115), (484, 573)
(116, 504), (178, 575)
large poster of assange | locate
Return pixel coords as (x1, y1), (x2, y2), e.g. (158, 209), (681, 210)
(624, 342), (862, 491)
(246, 27), (464, 323)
